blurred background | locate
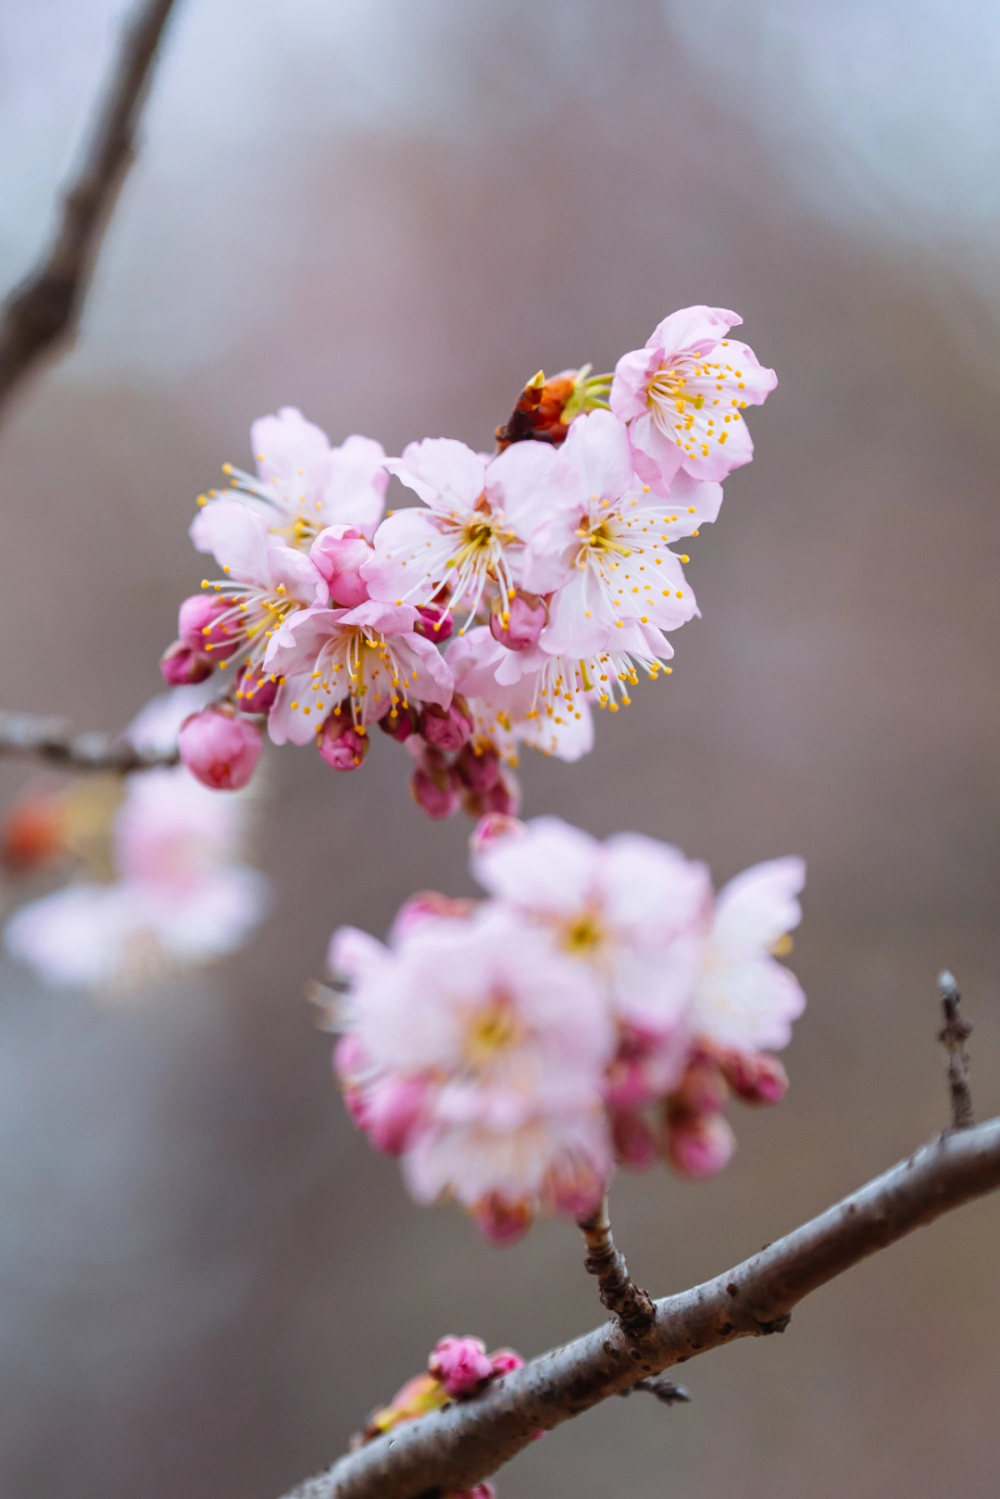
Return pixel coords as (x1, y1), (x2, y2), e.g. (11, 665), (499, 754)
(1, 0), (1000, 1494)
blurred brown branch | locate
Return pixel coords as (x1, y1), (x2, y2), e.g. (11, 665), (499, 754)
(280, 1117), (1000, 1499)
(938, 971), (975, 1130)
(0, 0), (180, 421)
(0, 710), (176, 773)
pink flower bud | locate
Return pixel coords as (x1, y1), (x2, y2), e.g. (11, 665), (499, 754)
(461, 769), (521, 821)
(489, 1349), (525, 1378)
(667, 1111), (736, 1180)
(671, 1056), (729, 1116)
(418, 694), (474, 752)
(235, 664), (278, 714)
(178, 707), (262, 790)
(415, 604), (454, 642)
(469, 813), (525, 856)
(310, 526), (373, 607)
(473, 1193), (533, 1247)
(428, 1337), (493, 1398)
(178, 593), (232, 652)
(378, 704), (417, 742)
(410, 749), (462, 819)
(489, 591), (546, 652)
(160, 640), (214, 686)
(391, 890), (476, 940)
(611, 1105), (658, 1169)
(445, 1486), (496, 1499)
(454, 742), (500, 794)
(365, 1075), (428, 1156)
(716, 1049), (789, 1106)
(318, 710), (370, 771)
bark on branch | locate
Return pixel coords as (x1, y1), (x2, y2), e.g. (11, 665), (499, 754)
(579, 1197), (656, 1337)
(280, 1117), (1000, 1499)
(0, 0), (180, 420)
(0, 710), (176, 774)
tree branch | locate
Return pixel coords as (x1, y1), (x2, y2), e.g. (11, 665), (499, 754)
(0, 710), (176, 773)
(279, 1117), (1000, 1499)
(0, 0), (180, 420)
(578, 1196), (656, 1337)
(938, 971), (974, 1130)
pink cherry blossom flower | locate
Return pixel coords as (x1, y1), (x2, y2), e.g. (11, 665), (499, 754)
(263, 599), (453, 745)
(611, 306), (776, 491)
(198, 407), (387, 547)
(4, 768), (270, 993)
(187, 500), (328, 693)
(533, 409), (721, 656)
(692, 857), (806, 1055)
(446, 628), (594, 763)
(333, 905), (615, 1240)
(362, 437), (576, 624)
(473, 816), (710, 1063)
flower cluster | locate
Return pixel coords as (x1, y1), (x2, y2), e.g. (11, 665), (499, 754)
(327, 815), (805, 1245)
(355, 1332), (525, 1495)
(166, 308), (775, 815)
(3, 690), (270, 994)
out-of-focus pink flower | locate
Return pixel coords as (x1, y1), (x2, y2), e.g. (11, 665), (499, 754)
(333, 905), (615, 1239)
(179, 706), (263, 791)
(309, 525), (374, 606)
(159, 640), (214, 686)
(717, 1048), (789, 1105)
(419, 694), (474, 752)
(692, 857), (806, 1055)
(389, 891), (477, 942)
(470, 813), (524, 856)
(460, 768), (521, 822)
(474, 816), (709, 1062)
(610, 1105), (659, 1169)
(455, 743), (501, 794)
(317, 710), (370, 771)
(363, 437), (576, 623)
(264, 599), (454, 746)
(197, 408), (387, 546)
(4, 767), (270, 992)
(428, 1336), (494, 1397)
(611, 306), (776, 491)
(489, 1349), (525, 1378)
(489, 591), (546, 652)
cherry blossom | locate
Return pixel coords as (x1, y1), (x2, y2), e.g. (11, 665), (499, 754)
(362, 437), (576, 625)
(4, 767), (270, 993)
(196, 406), (387, 548)
(331, 904), (615, 1242)
(611, 305), (777, 492)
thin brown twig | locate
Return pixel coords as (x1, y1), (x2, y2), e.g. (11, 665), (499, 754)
(0, 710), (176, 774)
(578, 1196), (656, 1338)
(278, 1117), (1000, 1499)
(619, 1376), (691, 1405)
(938, 970), (974, 1130)
(0, 0), (180, 420)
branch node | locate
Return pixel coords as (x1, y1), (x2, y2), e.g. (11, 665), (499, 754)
(938, 970), (974, 1131)
(579, 1198), (656, 1340)
(620, 1376), (692, 1405)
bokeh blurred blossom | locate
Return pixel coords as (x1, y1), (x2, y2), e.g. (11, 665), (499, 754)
(328, 815), (804, 1243)
(166, 305), (774, 817)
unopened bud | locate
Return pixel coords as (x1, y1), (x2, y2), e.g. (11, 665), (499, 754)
(717, 1049), (789, 1106)
(392, 890), (476, 940)
(489, 1349), (525, 1378)
(461, 768), (521, 820)
(235, 664), (278, 714)
(419, 694), (474, 752)
(318, 710), (369, 771)
(378, 703), (418, 742)
(410, 748), (462, 819)
(454, 742), (500, 793)
(160, 640), (214, 686)
(415, 603), (454, 642)
(178, 593), (232, 652)
(489, 591), (546, 652)
(671, 1056), (729, 1116)
(469, 812), (525, 856)
(365, 1075), (428, 1156)
(310, 526), (373, 607)
(473, 1193), (533, 1247)
(611, 1105), (658, 1169)
(666, 1110), (736, 1180)
(428, 1336), (493, 1398)
(178, 706), (262, 790)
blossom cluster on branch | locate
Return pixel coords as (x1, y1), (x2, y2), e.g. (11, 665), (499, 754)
(166, 306), (775, 815)
(326, 814), (804, 1245)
